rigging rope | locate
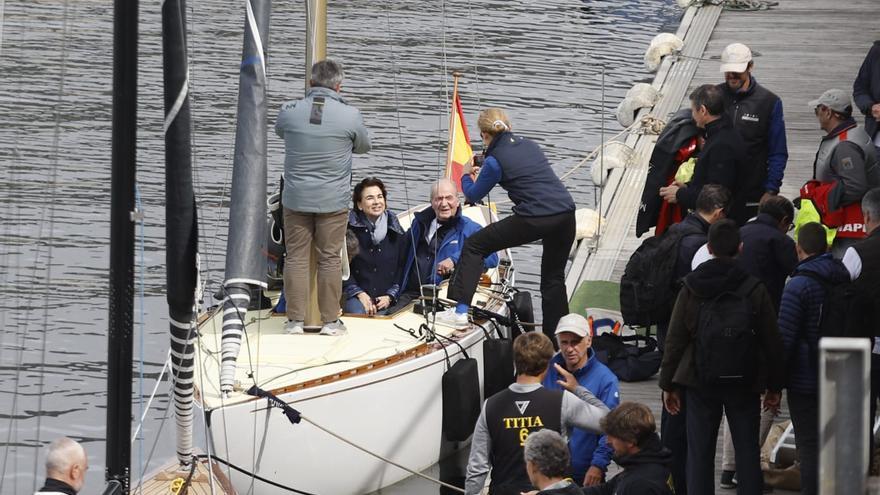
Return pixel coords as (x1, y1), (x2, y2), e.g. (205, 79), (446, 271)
(31, 0), (73, 489)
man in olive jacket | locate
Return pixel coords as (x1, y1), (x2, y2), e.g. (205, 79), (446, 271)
(659, 219), (784, 495)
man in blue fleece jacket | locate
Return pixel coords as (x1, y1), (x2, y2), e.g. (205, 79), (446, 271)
(542, 313), (620, 487)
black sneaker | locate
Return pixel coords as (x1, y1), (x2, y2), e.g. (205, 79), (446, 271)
(720, 470), (736, 489)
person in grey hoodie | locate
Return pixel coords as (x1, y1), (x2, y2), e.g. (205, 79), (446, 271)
(275, 59), (371, 336)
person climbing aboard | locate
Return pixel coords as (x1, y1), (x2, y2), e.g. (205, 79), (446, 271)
(439, 108), (576, 341)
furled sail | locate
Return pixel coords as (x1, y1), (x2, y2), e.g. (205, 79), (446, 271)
(162, 0), (198, 466)
(220, 0), (271, 395)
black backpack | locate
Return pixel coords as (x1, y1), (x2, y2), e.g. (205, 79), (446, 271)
(620, 221), (703, 327)
(592, 332), (662, 382)
(798, 271), (861, 339)
(694, 277), (761, 386)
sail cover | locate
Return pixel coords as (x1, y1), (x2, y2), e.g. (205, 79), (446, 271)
(162, 0), (198, 466)
(220, 0), (271, 394)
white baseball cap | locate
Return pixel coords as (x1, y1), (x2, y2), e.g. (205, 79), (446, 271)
(554, 313), (589, 338)
(719, 43), (752, 73)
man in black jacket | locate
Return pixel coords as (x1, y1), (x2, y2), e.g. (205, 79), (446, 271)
(522, 429), (583, 495)
(738, 195), (798, 309)
(582, 402), (674, 495)
(36, 437), (88, 494)
(657, 184), (730, 495)
(660, 220), (784, 495)
(853, 41), (880, 157)
(660, 84), (748, 224)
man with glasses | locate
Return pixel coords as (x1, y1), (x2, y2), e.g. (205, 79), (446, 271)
(803, 88), (880, 257)
(716, 43), (788, 220)
(542, 313), (620, 488)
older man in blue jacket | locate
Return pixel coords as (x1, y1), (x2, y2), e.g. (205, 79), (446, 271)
(395, 178), (498, 317)
(542, 313), (620, 487)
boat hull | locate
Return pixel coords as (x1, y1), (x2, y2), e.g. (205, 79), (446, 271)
(205, 327), (488, 495)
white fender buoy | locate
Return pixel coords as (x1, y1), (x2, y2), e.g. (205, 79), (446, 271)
(590, 141), (634, 186)
(575, 208), (604, 241)
(644, 33), (683, 72)
(615, 83), (661, 127)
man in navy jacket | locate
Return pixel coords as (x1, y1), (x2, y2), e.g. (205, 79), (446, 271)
(778, 222), (850, 495)
(854, 40), (880, 156)
(542, 313), (620, 487)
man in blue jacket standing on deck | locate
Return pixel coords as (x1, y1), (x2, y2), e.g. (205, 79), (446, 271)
(716, 43), (788, 218)
(542, 313), (620, 487)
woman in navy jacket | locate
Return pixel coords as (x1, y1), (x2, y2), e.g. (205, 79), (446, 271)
(342, 178), (405, 315)
(440, 108), (576, 339)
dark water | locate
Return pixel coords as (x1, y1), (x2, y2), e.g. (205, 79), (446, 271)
(0, 0), (680, 493)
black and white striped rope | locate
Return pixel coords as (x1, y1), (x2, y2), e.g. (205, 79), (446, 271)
(169, 315), (196, 465)
(219, 283), (251, 394)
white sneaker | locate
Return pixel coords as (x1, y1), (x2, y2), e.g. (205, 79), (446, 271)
(320, 320), (347, 336)
(284, 320), (304, 334)
(434, 308), (469, 330)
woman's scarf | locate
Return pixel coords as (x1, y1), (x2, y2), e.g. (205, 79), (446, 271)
(365, 211), (388, 245)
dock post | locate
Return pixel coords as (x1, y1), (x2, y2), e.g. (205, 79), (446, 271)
(819, 337), (871, 494)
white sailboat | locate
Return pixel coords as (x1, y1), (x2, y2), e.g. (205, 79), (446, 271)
(183, 1), (523, 494)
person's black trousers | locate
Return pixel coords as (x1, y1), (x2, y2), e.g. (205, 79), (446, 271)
(870, 352), (880, 470)
(686, 386), (762, 495)
(448, 210), (575, 339)
(660, 389), (688, 495)
(788, 391), (818, 495)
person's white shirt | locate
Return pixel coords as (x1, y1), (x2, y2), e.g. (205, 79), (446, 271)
(840, 246), (878, 353)
(691, 243), (713, 271)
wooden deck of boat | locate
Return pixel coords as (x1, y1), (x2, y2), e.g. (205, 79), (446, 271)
(566, 0), (879, 493)
(134, 458), (235, 495)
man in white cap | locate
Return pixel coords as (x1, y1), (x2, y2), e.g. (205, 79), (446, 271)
(800, 88), (880, 257)
(541, 313), (620, 487)
(36, 437), (88, 494)
(717, 43), (788, 219)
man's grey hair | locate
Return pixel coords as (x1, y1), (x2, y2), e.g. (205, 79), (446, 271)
(45, 437), (85, 475)
(310, 59), (344, 89)
(523, 429), (570, 479)
(429, 178), (458, 200)
(863, 187), (880, 222)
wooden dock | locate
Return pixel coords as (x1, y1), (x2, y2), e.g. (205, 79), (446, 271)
(567, 0), (879, 493)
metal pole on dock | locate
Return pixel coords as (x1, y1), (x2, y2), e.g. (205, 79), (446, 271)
(305, 0), (327, 93)
(819, 337), (871, 495)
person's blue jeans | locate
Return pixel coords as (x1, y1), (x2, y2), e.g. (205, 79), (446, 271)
(343, 296), (367, 314)
(686, 386), (761, 495)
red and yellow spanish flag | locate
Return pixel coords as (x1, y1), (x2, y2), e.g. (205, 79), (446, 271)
(445, 80), (472, 191)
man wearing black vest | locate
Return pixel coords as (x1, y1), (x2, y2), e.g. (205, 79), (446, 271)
(841, 187), (880, 456)
(464, 332), (609, 495)
(716, 43), (789, 219)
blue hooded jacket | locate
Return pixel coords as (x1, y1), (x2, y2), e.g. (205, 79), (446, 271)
(778, 253), (851, 394)
(542, 349), (620, 482)
(398, 206), (498, 292)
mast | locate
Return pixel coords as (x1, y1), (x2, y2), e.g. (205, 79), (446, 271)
(219, 0), (271, 395)
(305, 0), (326, 93)
(106, 0), (138, 491)
(162, 0), (198, 467)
